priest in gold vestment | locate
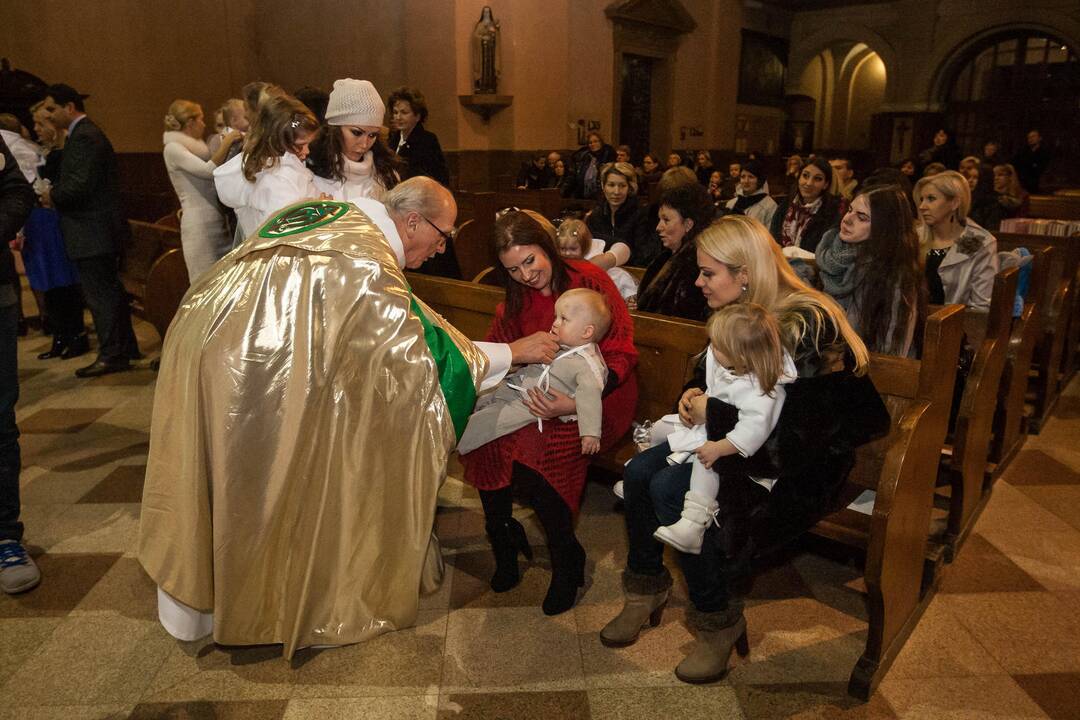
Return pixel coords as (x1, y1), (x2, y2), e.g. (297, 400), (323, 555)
(138, 178), (552, 658)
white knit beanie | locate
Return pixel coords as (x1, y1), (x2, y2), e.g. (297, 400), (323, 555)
(325, 78), (386, 127)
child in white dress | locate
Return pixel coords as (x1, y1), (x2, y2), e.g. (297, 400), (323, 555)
(653, 302), (795, 554)
(557, 219), (638, 302)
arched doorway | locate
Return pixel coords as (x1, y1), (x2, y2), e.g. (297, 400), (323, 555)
(943, 31), (1079, 184)
(794, 42), (887, 152)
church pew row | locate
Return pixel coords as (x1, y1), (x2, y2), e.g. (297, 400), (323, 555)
(1027, 194), (1080, 222)
(995, 232), (1078, 431)
(933, 267), (1018, 563)
(405, 271), (965, 702)
(122, 219), (182, 324)
(988, 246), (1053, 477)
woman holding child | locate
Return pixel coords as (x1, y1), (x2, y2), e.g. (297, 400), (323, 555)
(603, 214), (888, 684)
(460, 210), (639, 617)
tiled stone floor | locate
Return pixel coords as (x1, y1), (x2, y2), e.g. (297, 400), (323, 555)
(5, 310), (1080, 719)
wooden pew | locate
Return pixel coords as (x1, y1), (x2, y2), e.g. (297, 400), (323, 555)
(122, 219), (181, 321)
(407, 271), (966, 702)
(811, 305), (965, 700)
(935, 267), (1018, 562)
(143, 248), (190, 340)
(995, 233), (1076, 431)
(988, 247), (1052, 477)
(494, 187), (564, 219)
(1027, 195), (1080, 221)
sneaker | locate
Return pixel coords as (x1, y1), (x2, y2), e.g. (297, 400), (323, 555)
(0, 540), (42, 594)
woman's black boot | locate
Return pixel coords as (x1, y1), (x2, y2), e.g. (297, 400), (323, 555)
(485, 516), (533, 592)
(37, 335), (66, 360)
(480, 487), (532, 593)
(517, 467), (586, 615)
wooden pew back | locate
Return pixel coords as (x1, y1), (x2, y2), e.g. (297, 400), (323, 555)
(122, 219), (181, 318)
(1027, 194), (1080, 221)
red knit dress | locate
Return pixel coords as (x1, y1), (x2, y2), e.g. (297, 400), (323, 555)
(461, 260), (639, 512)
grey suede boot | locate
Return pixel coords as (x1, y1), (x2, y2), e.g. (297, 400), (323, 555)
(599, 568), (673, 647)
(674, 605), (749, 684)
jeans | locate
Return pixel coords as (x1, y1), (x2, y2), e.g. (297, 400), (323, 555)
(0, 302), (23, 541)
(622, 440), (769, 613)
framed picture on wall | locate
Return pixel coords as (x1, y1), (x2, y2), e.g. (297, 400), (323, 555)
(737, 31), (788, 108)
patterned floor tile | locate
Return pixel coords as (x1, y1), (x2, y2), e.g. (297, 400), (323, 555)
(0, 706), (132, 720)
(886, 598), (1006, 678)
(19, 407), (112, 434)
(0, 553), (120, 618)
(1005, 449), (1080, 486)
(1011, 672), (1080, 720)
(285, 696), (438, 719)
(733, 681), (897, 719)
(438, 690), (590, 719)
(128, 699), (289, 719)
(878, 675), (1049, 719)
(72, 556), (159, 621)
(575, 601), (695, 689)
(939, 534), (1047, 594)
(442, 607), (584, 692)
(78, 464), (148, 503)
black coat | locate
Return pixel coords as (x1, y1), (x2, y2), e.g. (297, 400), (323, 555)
(50, 118), (125, 260)
(635, 240), (709, 321)
(389, 123), (450, 186)
(586, 200), (649, 260)
(768, 191), (841, 254)
(565, 144), (615, 199)
(0, 136), (35, 289)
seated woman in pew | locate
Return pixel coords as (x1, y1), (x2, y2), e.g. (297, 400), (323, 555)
(970, 164), (1029, 232)
(631, 182), (713, 321)
(585, 162), (649, 272)
(601, 214), (888, 685)
(769, 157), (840, 256)
(914, 170), (999, 312)
(460, 210), (639, 617)
(814, 187), (925, 357)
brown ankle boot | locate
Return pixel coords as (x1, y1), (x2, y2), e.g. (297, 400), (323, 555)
(675, 607), (749, 684)
(600, 569), (673, 647)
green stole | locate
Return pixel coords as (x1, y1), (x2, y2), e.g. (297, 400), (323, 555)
(409, 296), (477, 441)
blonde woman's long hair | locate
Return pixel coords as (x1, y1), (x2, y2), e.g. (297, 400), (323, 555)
(913, 170), (971, 255)
(164, 100), (201, 132)
(695, 214), (870, 374)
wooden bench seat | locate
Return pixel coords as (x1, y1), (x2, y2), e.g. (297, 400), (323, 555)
(122, 219), (181, 319)
(1027, 195), (1080, 221)
(988, 247), (1053, 477)
(933, 267), (1018, 562)
(407, 271), (966, 702)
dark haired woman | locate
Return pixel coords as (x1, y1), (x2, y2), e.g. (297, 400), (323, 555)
(311, 79), (403, 202)
(815, 187), (925, 356)
(566, 131), (616, 199)
(632, 182), (713, 321)
(918, 128), (961, 172)
(768, 157), (840, 255)
(460, 210), (638, 616)
(387, 86), (449, 186)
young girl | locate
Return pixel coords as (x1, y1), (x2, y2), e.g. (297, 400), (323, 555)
(653, 303), (795, 554)
(241, 94), (322, 230)
(557, 218), (638, 302)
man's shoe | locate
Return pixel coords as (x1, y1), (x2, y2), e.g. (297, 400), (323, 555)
(60, 334), (90, 360)
(37, 337), (66, 360)
(0, 540), (42, 594)
(75, 358), (131, 378)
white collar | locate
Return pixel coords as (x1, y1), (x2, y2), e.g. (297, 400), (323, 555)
(68, 114), (87, 134)
(163, 130), (210, 160)
(349, 197), (406, 268)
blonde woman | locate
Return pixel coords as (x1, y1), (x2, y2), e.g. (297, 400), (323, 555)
(584, 161), (649, 270)
(913, 170), (998, 310)
(162, 100), (242, 280)
(603, 214), (887, 685)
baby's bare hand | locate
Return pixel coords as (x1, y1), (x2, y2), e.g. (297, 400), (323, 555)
(581, 436), (601, 455)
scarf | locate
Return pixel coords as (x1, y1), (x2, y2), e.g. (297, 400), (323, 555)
(815, 230), (859, 310)
(779, 195), (822, 248)
(162, 130), (211, 160)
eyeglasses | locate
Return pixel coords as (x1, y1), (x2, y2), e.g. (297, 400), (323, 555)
(421, 215), (458, 246)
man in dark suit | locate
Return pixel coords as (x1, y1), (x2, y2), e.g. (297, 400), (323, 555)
(40, 84), (139, 377)
(0, 135), (40, 593)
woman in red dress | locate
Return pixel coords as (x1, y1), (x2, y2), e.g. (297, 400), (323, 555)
(461, 210), (638, 615)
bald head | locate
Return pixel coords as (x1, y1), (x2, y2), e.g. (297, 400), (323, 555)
(385, 177), (457, 268)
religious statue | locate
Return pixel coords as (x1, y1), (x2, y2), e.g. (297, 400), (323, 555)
(471, 6), (501, 94)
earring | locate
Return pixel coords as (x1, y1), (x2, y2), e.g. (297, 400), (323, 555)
(741, 285), (748, 293)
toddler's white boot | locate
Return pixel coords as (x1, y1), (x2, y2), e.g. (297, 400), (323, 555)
(652, 491), (718, 554)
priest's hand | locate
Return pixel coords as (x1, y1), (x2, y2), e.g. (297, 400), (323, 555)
(523, 386), (576, 419)
(509, 331), (559, 365)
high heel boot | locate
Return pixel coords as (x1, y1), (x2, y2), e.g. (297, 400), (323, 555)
(479, 487), (532, 593)
(518, 467), (586, 615)
(675, 607), (750, 684)
(485, 517), (533, 592)
(600, 568), (673, 647)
